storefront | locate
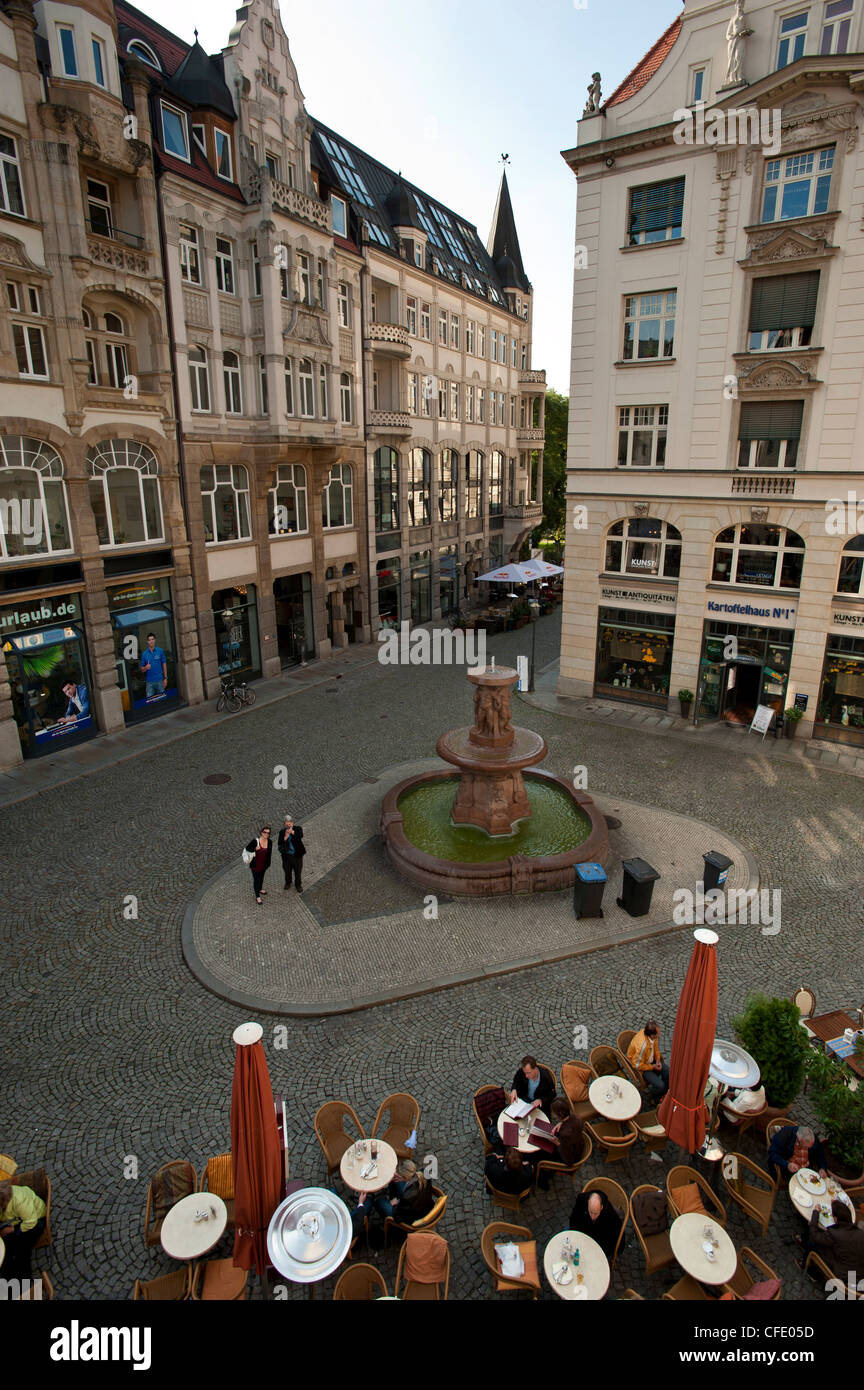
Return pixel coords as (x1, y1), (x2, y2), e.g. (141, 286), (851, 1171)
(439, 546), (458, 616)
(273, 573), (314, 667)
(696, 606), (796, 724)
(595, 599), (676, 708)
(410, 550), (432, 625)
(1, 592), (95, 758)
(377, 558), (401, 629)
(816, 615), (864, 744)
(107, 577), (181, 722)
(212, 585), (261, 680)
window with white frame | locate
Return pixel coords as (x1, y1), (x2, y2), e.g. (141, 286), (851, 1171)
(690, 67), (706, 103)
(284, 358), (294, 415)
(57, 25), (78, 76)
(821, 0), (853, 53)
(421, 302), (431, 340)
(296, 253), (311, 304)
(215, 237), (235, 294)
(748, 270), (818, 350)
(103, 312), (129, 389)
(762, 146), (834, 221)
(511, 337), (517, 367)
(465, 384), (475, 423)
(223, 351), (243, 414)
(617, 405), (668, 467)
(0, 135), (25, 217)
(466, 450), (483, 518)
(13, 322), (48, 379)
(712, 523), (804, 588)
(438, 450), (458, 522)
(777, 10), (809, 67)
(337, 281), (351, 327)
(408, 448), (431, 526)
(83, 311), (97, 383)
(0, 436), (71, 559)
(192, 124), (206, 157)
(408, 373), (419, 415)
(837, 534), (864, 594)
(478, 324), (487, 357)
(251, 240), (262, 296)
(214, 128), (233, 180)
(450, 381), (459, 420)
(521, 343), (527, 370)
(179, 223), (200, 284)
(127, 40), (160, 69)
(280, 261), (290, 300)
(627, 177), (685, 245)
(269, 463), (308, 534)
(438, 380), (447, 419)
(317, 259), (325, 307)
(298, 358), (315, 417)
(87, 439), (164, 547)
(200, 463), (251, 543)
(92, 37), (106, 88)
(323, 463), (353, 528)
(319, 363), (329, 417)
(340, 372), (352, 423)
(188, 345), (211, 412)
(466, 319), (475, 354)
(737, 400), (803, 468)
(372, 370), (379, 411)
(406, 295), (418, 335)
(86, 178), (113, 238)
(264, 150), (281, 180)
(420, 375), (430, 418)
(450, 315), (460, 349)
(161, 103), (190, 161)
(510, 395), (517, 428)
(605, 517), (682, 579)
(414, 242), (424, 268)
(438, 310), (448, 344)
(331, 195), (347, 237)
(623, 290), (677, 360)
(498, 392), (506, 426)
(259, 356), (268, 414)
(477, 387), (485, 424)
(490, 329), (498, 362)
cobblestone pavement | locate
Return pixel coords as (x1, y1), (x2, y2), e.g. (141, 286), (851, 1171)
(2, 611), (863, 1301)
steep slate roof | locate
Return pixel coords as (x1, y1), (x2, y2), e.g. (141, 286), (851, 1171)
(116, 0), (190, 75)
(604, 13), (682, 109)
(168, 40), (234, 118)
(487, 171), (529, 292)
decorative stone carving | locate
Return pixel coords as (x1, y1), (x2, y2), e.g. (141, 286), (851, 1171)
(633, 502), (650, 517)
(737, 358), (817, 391)
(723, 1), (752, 87)
(751, 507), (769, 522)
(0, 236), (45, 273)
(744, 217), (838, 260)
(583, 73), (602, 117)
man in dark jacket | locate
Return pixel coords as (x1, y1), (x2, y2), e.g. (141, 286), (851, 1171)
(569, 1190), (624, 1262)
(485, 1148), (533, 1196)
(768, 1124), (828, 1179)
(510, 1055), (556, 1114)
(798, 1201), (864, 1283)
(278, 814), (306, 891)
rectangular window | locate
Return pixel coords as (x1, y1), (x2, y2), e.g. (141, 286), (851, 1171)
(224, 357), (243, 414)
(498, 392), (506, 426)
(466, 319), (475, 354)
(491, 329), (498, 362)
(105, 339), (129, 389)
(85, 336), (98, 384)
(92, 37), (106, 88)
(477, 387), (485, 424)
(623, 290), (677, 360)
(179, 223), (200, 284)
(617, 404), (668, 467)
(280, 263), (290, 300)
(414, 242), (424, 268)
(58, 25), (78, 77)
(265, 151), (281, 180)
(466, 384), (475, 423)
(259, 357), (269, 415)
(6, 281), (19, 310)
(738, 400), (803, 469)
(421, 302), (431, 340)
(408, 373), (418, 415)
(319, 363), (328, 417)
(192, 125), (206, 157)
(406, 295), (418, 336)
(373, 370), (379, 411)
(297, 253), (311, 304)
(340, 373), (352, 423)
(284, 358), (294, 415)
(251, 241), (261, 296)
(762, 146), (833, 222)
(450, 381), (459, 420)
(337, 281), (351, 328)
(215, 237), (235, 294)
(28, 285), (41, 314)
(478, 325), (487, 357)
(500, 333), (507, 365)
(510, 395), (516, 428)
(821, 0), (853, 53)
(86, 178), (112, 238)
(691, 67), (706, 103)
(286, 163), (296, 189)
(299, 361), (315, 417)
(317, 259), (325, 307)
(331, 195), (347, 237)
(214, 129), (233, 181)
(438, 310), (448, 344)
(511, 337), (518, 367)
(777, 11), (809, 68)
(438, 380), (447, 419)
(161, 103), (190, 162)
(14, 322), (48, 378)
(521, 343), (527, 370)
(0, 135), (25, 217)
(628, 176), (685, 245)
(189, 350), (210, 411)
(450, 315), (460, 349)
(748, 270), (818, 349)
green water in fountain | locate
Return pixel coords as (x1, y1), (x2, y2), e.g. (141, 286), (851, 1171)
(398, 777), (591, 863)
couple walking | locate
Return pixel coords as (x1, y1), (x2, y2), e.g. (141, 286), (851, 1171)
(245, 815), (306, 905)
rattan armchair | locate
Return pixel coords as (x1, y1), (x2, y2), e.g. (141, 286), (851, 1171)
(384, 1184), (447, 1244)
(792, 986), (816, 1019)
(804, 1249), (863, 1299)
(559, 1061), (599, 1123)
(371, 1092), (420, 1160)
(11, 1168), (52, 1248)
(333, 1263), (388, 1300)
(485, 1175), (533, 1213)
(202, 1152), (235, 1231)
(582, 1176), (628, 1268)
(191, 1258), (247, 1301)
(617, 1030), (637, 1057)
(144, 1160), (197, 1248)
(394, 1232), (450, 1300)
(622, 1288), (645, 1300)
(584, 1117), (638, 1164)
(473, 1084), (508, 1155)
(632, 1107), (667, 1154)
(535, 1131), (593, 1188)
(314, 1100), (365, 1177)
(662, 1274), (718, 1301)
(133, 1268), (191, 1301)
(722, 1247), (782, 1300)
(0, 1153), (17, 1179)
(480, 1222), (541, 1298)
(722, 1153), (777, 1237)
(629, 1184), (677, 1276)
(589, 1044), (641, 1090)
(667, 1165), (727, 1226)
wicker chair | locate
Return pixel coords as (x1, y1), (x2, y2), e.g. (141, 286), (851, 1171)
(722, 1153), (777, 1237)
(333, 1263), (388, 1300)
(662, 1274), (718, 1301)
(10, 1168), (52, 1248)
(0, 1153), (17, 1179)
(480, 1221), (541, 1298)
(792, 986), (816, 1019)
(718, 1095), (767, 1139)
(384, 1184), (447, 1244)
(765, 1118), (800, 1178)
(667, 1165), (727, 1226)
(582, 1176), (628, 1268)
(394, 1232), (450, 1300)
(722, 1247), (782, 1300)
(629, 1184), (677, 1276)
(473, 1084), (508, 1155)
(584, 1117), (638, 1164)
(622, 1288), (645, 1300)
(371, 1093), (421, 1160)
(22, 1271), (54, 1300)
(617, 1030), (637, 1057)
(804, 1250), (863, 1299)
(313, 1101), (365, 1177)
(202, 1153), (235, 1231)
(536, 1131), (593, 1188)
(485, 1176), (533, 1213)
(589, 1044), (641, 1090)
(191, 1258), (247, 1301)
(559, 1062), (598, 1123)
(632, 1107), (667, 1154)
(144, 1160), (197, 1248)
(133, 1268), (191, 1301)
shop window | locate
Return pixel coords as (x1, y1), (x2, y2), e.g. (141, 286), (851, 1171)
(269, 463), (308, 535)
(819, 634), (864, 730)
(596, 606), (676, 705)
(374, 446), (400, 533)
(748, 271), (818, 350)
(0, 435), (71, 559)
(837, 534), (864, 595)
(87, 439), (163, 548)
(623, 291), (676, 360)
(439, 545), (458, 614)
(617, 405), (668, 467)
(108, 577), (179, 718)
(212, 585), (260, 679)
(738, 400), (803, 469)
(438, 450), (458, 522)
(605, 517), (681, 579)
(200, 464), (251, 544)
(322, 463), (353, 529)
(5, 600), (94, 757)
(711, 523), (804, 589)
(410, 550), (432, 624)
(377, 556), (401, 627)
(762, 146), (833, 223)
(408, 448), (431, 527)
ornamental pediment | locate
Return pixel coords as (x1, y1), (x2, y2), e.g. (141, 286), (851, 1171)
(740, 216), (839, 265)
(0, 235), (46, 275)
(283, 308), (331, 347)
(736, 357), (821, 392)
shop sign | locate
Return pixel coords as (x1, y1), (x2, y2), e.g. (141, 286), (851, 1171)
(599, 584), (676, 610)
(0, 595), (79, 633)
(108, 581), (166, 610)
(706, 599), (796, 625)
(831, 609), (864, 631)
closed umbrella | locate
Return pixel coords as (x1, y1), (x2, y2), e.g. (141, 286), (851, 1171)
(657, 929), (719, 1155)
(231, 1022), (283, 1275)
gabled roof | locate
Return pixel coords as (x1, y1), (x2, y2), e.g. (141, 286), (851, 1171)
(604, 13), (682, 109)
(487, 171), (529, 292)
(168, 40), (234, 118)
(384, 176), (423, 232)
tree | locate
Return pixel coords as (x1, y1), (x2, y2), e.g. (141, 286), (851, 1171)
(531, 388), (567, 556)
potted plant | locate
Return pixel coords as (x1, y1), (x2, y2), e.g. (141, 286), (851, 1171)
(803, 1040), (864, 1186)
(731, 994), (809, 1109)
(784, 705), (804, 739)
(677, 688), (694, 719)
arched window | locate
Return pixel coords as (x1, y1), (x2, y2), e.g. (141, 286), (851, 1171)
(438, 449), (458, 522)
(103, 312), (130, 390)
(374, 446), (399, 533)
(407, 447), (431, 527)
(200, 464), (251, 544)
(127, 40), (161, 70)
(223, 350), (243, 414)
(605, 518), (682, 579)
(466, 450), (483, 519)
(189, 345), (210, 412)
(838, 536), (864, 596)
(81, 305), (134, 389)
(489, 450), (504, 517)
(269, 464), (308, 535)
(298, 358), (315, 417)
(87, 439), (163, 547)
(340, 372), (352, 424)
(711, 523), (804, 589)
(322, 464), (353, 529)
(0, 436), (71, 559)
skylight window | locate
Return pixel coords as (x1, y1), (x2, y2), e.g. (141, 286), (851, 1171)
(318, 132), (373, 205)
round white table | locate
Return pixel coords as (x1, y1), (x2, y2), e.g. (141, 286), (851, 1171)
(0, 1236), (4, 1269)
(670, 1213), (737, 1286)
(544, 1231), (610, 1301)
(340, 1138), (398, 1193)
(788, 1171), (854, 1225)
(588, 1076), (641, 1121)
(160, 1193), (228, 1260)
(497, 1109), (549, 1154)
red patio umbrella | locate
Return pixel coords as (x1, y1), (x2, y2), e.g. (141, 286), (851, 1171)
(657, 929), (719, 1154)
(230, 1022), (283, 1274)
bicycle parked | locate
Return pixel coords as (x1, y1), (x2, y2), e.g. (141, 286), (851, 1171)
(216, 675), (256, 713)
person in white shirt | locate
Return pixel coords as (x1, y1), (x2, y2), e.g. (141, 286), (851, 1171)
(721, 1084), (766, 1125)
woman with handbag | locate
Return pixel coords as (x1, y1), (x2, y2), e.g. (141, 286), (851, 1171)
(244, 825), (272, 904)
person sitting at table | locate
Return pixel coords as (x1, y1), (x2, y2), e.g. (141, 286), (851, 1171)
(485, 1147), (533, 1196)
(768, 1124), (828, 1179)
(627, 1021), (670, 1101)
(536, 1100), (585, 1191)
(510, 1055), (556, 1113)
(0, 1179), (46, 1280)
(568, 1189), (624, 1262)
(795, 1200), (864, 1279)
(389, 1160), (436, 1224)
(721, 1084), (766, 1125)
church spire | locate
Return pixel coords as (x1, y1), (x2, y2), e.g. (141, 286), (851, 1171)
(487, 169), (528, 290)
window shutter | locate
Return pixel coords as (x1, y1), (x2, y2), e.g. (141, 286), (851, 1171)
(738, 400), (804, 440)
(628, 178), (685, 237)
(749, 272), (819, 331)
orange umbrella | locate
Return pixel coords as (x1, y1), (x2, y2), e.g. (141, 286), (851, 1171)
(658, 929), (719, 1154)
(231, 1022), (283, 1275)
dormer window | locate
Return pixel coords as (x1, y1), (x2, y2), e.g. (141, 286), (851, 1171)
(192, 125), (206, 157)
(214, 129), (233, 181)
(331, 195), (347, 237)
(161, 103), (190, 162)
(414, 242), (424, 268)
(127, 40), (161, 70)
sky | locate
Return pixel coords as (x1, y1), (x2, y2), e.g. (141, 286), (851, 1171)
(141, 0), (682, 393)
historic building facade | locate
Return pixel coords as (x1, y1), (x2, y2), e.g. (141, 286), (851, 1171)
(561, 0), (864, 746)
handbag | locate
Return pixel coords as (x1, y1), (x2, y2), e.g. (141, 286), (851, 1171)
(242, 846), (254, 864)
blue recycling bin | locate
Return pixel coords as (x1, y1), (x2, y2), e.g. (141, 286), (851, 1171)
(574, 862), (607, 919)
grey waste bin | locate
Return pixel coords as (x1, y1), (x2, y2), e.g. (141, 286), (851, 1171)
(573, 862), (607, 919)
(616, 857), (660, 917)
(703, 851), (733, 892)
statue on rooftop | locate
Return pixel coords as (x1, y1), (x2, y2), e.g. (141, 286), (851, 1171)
(583, 73), (602, 117)
(724, 0), (753, 86)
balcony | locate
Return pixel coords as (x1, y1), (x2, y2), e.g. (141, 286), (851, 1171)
(731, 476), (796, 495)
(369, 410), (412, 434)
(505, 502), (543, 522)
(366, 323), (411, 357)
(517, 428), (545, 444)
(86, 222), (151, 276)
(518, 369), (546, 386)
(246, 167), (331, 231)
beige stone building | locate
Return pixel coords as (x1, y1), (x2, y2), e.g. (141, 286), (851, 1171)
(560, 0), (864, 746)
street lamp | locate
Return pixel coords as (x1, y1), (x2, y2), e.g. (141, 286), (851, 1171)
(528, 599), (540, 692)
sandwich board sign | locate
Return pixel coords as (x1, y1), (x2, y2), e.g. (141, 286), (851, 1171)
(749, 704), (775, 739)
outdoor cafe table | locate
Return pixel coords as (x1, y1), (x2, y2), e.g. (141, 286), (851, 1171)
(788, 1170), (855, 1225)
(669, 1213), (736, 1285)
(543, 1231), (610, 1301)
(160, 1192), (228, 1261)
(0, 1236), (4, 1269)
(588, 1076), (641, 1121)
(497, 1108), (549, 1154)
(805, 1011), (864, 1080)
(340, 1138), (398, 1193)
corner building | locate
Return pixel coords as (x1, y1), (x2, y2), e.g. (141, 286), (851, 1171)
(560, 0), (864, 746)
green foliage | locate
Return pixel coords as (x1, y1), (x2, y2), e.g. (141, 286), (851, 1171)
(21, 645), (64, 681)
(677, 689), (694, 702)
(803, 1043), (864, 1173)
(531, 388), (568, 549)
(731, 994), (808, 1107)
(784, 706), (804, 722)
